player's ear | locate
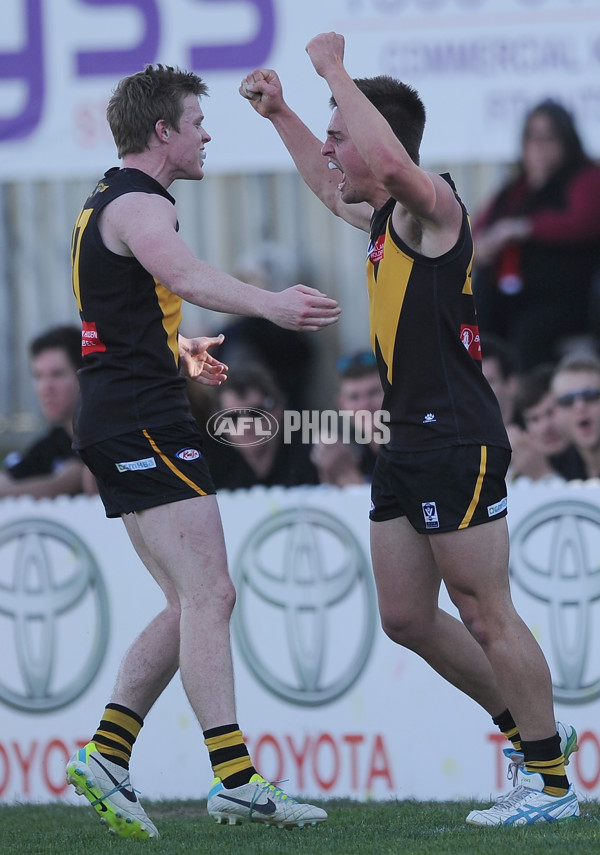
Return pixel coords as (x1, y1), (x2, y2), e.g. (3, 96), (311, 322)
(155, 119), (169, 142)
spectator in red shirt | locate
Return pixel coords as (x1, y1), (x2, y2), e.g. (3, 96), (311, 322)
(472, 99), (600, 372)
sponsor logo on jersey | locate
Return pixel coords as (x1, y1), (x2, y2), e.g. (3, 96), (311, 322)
(81, 320), (106, 354)
(423, 412), (436, 423)
(175, 448), (201, 461)
(422, 502), (440, 529)
(115, 457), (157, 472)
(368, 235), (385, 264)
(460, 324), (481, 360)
(488, 496), (508, 517)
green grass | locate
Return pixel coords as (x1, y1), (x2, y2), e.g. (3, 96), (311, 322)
(1, 798), (599, 855)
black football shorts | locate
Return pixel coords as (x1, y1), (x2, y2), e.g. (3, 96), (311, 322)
(78, 421), (216, 518)
(369, 444), (510, 534)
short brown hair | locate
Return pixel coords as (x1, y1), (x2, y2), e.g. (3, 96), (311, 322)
(30, 325), (82, 370)
(107, 64), (208, 158)
(553, 352), (600, 377)
(330, 75), (426, 165)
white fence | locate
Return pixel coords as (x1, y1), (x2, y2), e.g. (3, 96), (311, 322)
(1, 481), (599, 804)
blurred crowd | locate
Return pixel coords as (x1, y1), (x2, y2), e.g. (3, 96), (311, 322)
(471, 97), (600, 486)
(481, 332), (598, 485)
(472, 98), (600, 372)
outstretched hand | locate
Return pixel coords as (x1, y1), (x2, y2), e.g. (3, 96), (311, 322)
(179, 334), (228, 385)
(267, 285), (341, 332)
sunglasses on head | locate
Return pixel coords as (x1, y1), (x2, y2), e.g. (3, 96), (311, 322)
(336, 351), (377, 373)
(555, 387), (600, 408)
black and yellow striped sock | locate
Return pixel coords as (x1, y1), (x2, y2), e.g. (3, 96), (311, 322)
(92, 703), (143, 770)
(493, 708), (521, 752)
(522, 733), (568, 796)
(204, 724), (256, 789)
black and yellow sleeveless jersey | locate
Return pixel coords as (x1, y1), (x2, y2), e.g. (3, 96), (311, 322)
(71, 167), (192, 449)
(367, 174), (510, 453)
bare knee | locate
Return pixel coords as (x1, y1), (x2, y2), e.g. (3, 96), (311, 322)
(456, 603), (488, 646)
(182, 576), (236, 619)
(215, 578), (236, 618)
(379, 608), (431, 651)
(453, 594), (506, 649)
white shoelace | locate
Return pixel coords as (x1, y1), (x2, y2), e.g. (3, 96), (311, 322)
(507, 756), (524, 788)
(493, 784), (528, 810)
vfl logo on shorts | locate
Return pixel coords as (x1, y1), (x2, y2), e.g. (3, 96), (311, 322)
(115, 457), (157, 472)
(488, 497), (508, 517)
(175, 448), (201, 461)
(422, 502), (440, 529)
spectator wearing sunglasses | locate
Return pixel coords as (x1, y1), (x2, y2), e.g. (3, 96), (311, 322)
(311, 350), (384, 487)
(508, 364), (584, 483)
(551, 353), (600, 479)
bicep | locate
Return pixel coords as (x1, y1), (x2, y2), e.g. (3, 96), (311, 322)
(117, 195), (197, 286)
(397, 169), (461, 224)
(390, 172), (464, 252)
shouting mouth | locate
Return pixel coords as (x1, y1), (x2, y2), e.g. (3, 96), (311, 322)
(328, 160), (345, 190)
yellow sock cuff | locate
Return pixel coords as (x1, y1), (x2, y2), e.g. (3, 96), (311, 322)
(102, 706), (143, 741)
(213, 755), (254, 781)
(526, 756), (566, 775)
(204, 728), (245, 752)
(93, 706), (142, 765)
(525, 756), (568, 796)
(504, 725), (521, 751)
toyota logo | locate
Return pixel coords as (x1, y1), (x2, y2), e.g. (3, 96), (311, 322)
(232, 507), (377, 706)
(510, 500), (600, 705)
(0, 518), (110, 712)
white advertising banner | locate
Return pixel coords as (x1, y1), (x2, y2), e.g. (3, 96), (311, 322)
(1, 0), (600, 181)
(0, 481), (599, 806)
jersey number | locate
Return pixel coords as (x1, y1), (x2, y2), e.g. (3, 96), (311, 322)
(71, 207), (93, 310)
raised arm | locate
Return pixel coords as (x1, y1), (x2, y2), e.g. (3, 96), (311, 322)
(305, 32), (463, 251)
(239, 68), (372, 231)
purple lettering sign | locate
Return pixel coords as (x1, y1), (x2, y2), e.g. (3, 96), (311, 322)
(0, 0), (44, 140)
(76, 0), (160, 75)
(189, 0), (275, 70)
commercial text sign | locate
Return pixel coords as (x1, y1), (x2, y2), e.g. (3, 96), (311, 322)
(2, 0), (600, 179)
